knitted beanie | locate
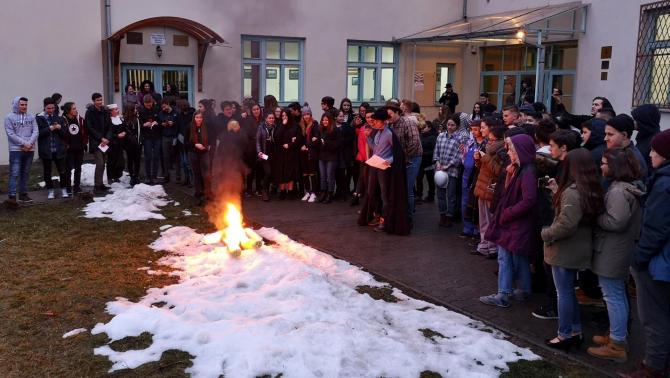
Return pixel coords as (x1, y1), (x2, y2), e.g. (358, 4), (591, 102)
(651, 128), (670, 160)
(606, 114), (635, 137)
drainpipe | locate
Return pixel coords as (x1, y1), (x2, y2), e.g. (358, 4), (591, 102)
(411, 43), (417, 101)
(534, 30), (545, 105)
(104, 0), (113, 102)
(463, 0), (467, 19)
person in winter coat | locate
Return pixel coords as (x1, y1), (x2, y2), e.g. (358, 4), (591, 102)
(335, 110), (356, 201)
(256, 112), (277, 201)
(315, 113), (341, 204)
(581, 117), (607, 172)
(416, 115), (437, 203)
(176, 100), (195, 187)
(84, 93), (113, 192)
(622, 129), (670, 378)
(631, 104), (661, 171)
(117, 105), (142, 186)
(189, 111), (211, 205)
(479, 133), (538, 308)
(273, 109), (302, 199)
(242, 103), (263, 196)
(139, 80), (162, 104)
(587, 147), (643, 362)
(299, 105), (319, 203)
(461, 120), (486, 238)
(61, 102), (87, 194)
(541, 148), (605, 351)
(138, 95), (161, 185)
(473, 119), (506, 256)
(36, 97), (68, 199)
(605, 114), (648, 179)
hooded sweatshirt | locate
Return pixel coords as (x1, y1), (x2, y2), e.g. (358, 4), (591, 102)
(4, 97), (38, 152)
(632, 104), (661, 170)
(583, 118), (607, 169)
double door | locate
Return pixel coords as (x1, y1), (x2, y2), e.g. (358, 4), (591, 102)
(122, 64), (194, 105)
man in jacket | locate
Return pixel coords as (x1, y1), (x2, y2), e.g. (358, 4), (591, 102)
(4, 96), (38, 204)
(84, 93), (113, 192)
(36, 97), (68, 199)
(605, 114), (649, 179)
(631, 104), (661, 171)
(158, 99), (179, 183)
(438, 83), (459, 113)
(624, 129), (670, 378)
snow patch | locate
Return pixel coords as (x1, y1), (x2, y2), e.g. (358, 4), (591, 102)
(83, 184), (169, 221)
(92, 226), (538, 377)
(63, 328), (88, 338)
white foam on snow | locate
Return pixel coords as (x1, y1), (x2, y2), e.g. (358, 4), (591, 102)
(92, 226), (538, 377)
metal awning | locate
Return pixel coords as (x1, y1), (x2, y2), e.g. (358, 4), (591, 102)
(397, 1), (587, 43)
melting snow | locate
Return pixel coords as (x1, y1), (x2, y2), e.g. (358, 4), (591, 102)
(63, 328), (88, 339)
(91, 226), (538, 377)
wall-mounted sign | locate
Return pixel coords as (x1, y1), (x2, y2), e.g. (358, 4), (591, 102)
(414, 72), (424, 91)
(150, 33), (166, 45)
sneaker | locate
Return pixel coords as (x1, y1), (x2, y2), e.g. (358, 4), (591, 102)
(61, 188), (69, 198)
(368, 217), (381, 227)
(532, 304), (558, 319)
(301, 192), (311, 201)
(308, 193), (317, 203)
(479, 293), (510, 308)
(18, 194), (34, 203)
(47, 190), (55, 200)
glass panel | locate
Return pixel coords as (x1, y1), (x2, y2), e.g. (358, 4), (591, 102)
(650, 49), (670, 104)
(162, 70), (189, 100)
(266, 41), (280, 59)
(363, 46), (377, 63)
(347, 67), (360, 102)
(501, 75), (517, 108)
(519, 75), (535, 104)
(283, 66), (300, 102)
(657, 14), (670, 41)
(381, 46), (395, 63)
(525, 47), (537, 70)
(126, 69), (154, 91)
(362, 67), (376, 102)
(435, 64), (454, 103)
(503, 46), (524, 71)
(381, 68), (394, 102)
(482, 47), (503, 71)
(243, 64), (261, 103)
(551, 43), (578, 70)
(284, 42), (300, 60)
(243, 40), (260, 59)
(348, 45), (359, 62)
(265, 64), (280, 99)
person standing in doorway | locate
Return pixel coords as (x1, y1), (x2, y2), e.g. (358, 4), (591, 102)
(139, 95), (161, 185)
(439, 83), (459, 114)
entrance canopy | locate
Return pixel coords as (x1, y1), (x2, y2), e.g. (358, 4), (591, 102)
(108, 17), (225, 92)
(397, 1), (587, 44)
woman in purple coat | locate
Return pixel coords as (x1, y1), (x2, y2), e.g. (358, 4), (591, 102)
(479, 133), (538, 308)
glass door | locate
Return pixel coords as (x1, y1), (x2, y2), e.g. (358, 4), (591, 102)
(122, 64), (194, 105)
(544, 72), (575, 112)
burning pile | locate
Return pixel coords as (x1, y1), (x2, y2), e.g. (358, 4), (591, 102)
(202, 203), (263, 256)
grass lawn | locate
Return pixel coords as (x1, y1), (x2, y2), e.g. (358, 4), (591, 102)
(0, 185), (600, 377)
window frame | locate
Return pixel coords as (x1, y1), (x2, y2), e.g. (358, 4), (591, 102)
(633, 1), (670, 109)
(241, 36), (305, 105)
(346, 41), (398, 105)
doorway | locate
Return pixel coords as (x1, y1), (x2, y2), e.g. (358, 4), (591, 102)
(122, 64), (194, 105)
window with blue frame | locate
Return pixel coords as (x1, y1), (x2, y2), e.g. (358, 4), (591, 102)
(346, 42), (397, 104)
(242, 37), (304, 104)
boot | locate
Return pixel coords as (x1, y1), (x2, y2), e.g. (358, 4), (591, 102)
(592, 333), (610, 346)
(47, 190), (55, 200)
(61, 188), (69, 198)
(587, 340), (627, 363)
(317, 191), (327, 203)
(322, 192), (333, 204)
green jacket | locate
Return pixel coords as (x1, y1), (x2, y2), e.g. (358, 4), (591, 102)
(593, 181), (644, 279)
(542, 185), (593, 270)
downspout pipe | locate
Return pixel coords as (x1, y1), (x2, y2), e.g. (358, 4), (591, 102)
(463, 0), (467, 19)
(104, 0), (113, 102)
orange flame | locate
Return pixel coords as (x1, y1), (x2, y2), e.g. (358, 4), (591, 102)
(203, 202), (263, 254)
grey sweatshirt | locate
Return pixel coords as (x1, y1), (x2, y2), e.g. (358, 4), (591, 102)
(5, 97), (38, 152)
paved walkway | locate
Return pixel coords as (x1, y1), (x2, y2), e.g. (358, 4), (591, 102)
(242, 194), (644, 377)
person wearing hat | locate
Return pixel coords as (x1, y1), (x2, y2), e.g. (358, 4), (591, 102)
(438, 83), (459, 114)
(604, 114), (648, 179)
(623, 129), (670, 378)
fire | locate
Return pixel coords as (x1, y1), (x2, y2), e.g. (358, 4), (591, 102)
(202, 202), (263, 255)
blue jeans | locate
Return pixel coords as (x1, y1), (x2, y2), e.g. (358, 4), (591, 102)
(319, 160), (337, 192)
(436, 174), (458, 217)
(552, 266), (582, 338)
(406, 155), (422, 216)
(8, 151), (34, 197)
(599, 276), (629, 343)
(143, 138), (161, 178)
(461, 166), (478, 236)
(497, 246), (531, 295)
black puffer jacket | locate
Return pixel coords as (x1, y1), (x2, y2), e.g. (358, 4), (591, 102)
(632, 104), (660, 169)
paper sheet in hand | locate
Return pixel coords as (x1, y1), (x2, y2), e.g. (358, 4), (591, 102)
(98, 143), (109, 153)
(366, 154), (390, 170)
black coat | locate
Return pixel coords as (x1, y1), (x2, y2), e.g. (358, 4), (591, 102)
(316, 127), (341, 162)
(632, 104), (661, 170)
(337, 123), (356, 168)
(36, 113), (67, 160)
(273, 121), (302, 182)
(84, 105), (113, 152)
(138, 105), (161, 140)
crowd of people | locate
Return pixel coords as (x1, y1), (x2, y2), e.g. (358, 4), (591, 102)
(4, 80), (670, 376)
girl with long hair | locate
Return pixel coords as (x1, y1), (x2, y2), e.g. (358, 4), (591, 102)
(542, 148), (605, 351)
(118, 105), (142, 186)
(189, 111), (211, 204)
(315, 113), (341, 203)
(256, 112), (277, 201)
(300, 104), (319, 202)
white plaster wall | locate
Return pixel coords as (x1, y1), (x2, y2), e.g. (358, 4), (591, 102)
(0, 0), (104, 164)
